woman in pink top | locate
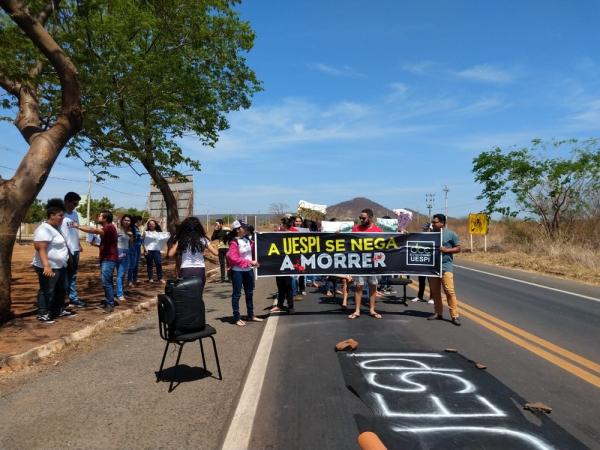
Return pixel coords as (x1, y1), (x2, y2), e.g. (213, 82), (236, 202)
(226, 220), (261, 327)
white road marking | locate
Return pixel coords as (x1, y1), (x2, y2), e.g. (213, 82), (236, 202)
(455, 264), (600, 303)
(392, 426), (554, 450)
(221, 310), (280, 450)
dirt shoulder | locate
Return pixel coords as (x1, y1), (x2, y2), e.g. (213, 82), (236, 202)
(0, 242), (217, 358)
(457, 250), (600, 286)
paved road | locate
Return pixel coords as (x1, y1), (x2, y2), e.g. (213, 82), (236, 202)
(243, 263), (600, 449)
(1, 262), (599, 449)
(0, 280), (276, 450)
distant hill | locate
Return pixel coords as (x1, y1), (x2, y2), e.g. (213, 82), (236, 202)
(326, 197), (401, 221)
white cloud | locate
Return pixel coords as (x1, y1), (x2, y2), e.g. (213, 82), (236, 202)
(401, 61), (436, 75)
(454, 97), (505, 115)
(455, 64), (515, 84)
(386, 82), (408, 102)
(308, 63), (366, 78)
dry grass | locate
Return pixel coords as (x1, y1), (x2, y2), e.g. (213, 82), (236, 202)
(451, 218), (600, 286)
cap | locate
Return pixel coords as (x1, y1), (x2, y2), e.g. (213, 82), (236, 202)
(232, 220), (242, 229)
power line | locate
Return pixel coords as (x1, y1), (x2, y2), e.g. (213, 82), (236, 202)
(0, 163), (146, 197)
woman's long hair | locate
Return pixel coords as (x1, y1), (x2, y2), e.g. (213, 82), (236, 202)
(145, 219), (162, 232)
(174, 217), (208, 254)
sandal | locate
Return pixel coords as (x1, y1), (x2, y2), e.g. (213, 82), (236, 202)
(347, 312), (360, 320)
(369, 312), (383, 319)
(236, 320), (246, 327)
(270, 306), (283, 313)
(326, 291), (334, 297)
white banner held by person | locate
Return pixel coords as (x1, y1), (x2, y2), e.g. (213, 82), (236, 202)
(320, 221), (354, 232)
(376, 217), (398, 232)
(298, 200), (327, 215)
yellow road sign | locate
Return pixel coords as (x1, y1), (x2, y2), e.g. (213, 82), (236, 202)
(469, 213), (489, 235)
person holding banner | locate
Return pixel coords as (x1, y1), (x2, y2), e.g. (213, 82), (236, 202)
(348, 208), (384, 320)
(271, 217), (296, 314)
(226, 220), (262, 327)
(427, 213), (462, 326)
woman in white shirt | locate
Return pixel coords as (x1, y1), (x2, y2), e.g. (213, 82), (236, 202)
(167, 217), (218, 290)
(32, 199), (70, 323)
(142, 219), (170, 283)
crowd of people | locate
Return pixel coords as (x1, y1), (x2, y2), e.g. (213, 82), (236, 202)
(31, 195), (461, 327)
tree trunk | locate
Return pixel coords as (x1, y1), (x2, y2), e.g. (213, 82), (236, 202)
(140, 157), (180, 237)
(0, 1), (83, 323)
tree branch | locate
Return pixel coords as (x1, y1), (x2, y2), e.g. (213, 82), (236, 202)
(0, 75), (20, 97)
(36, 0), (60, 26)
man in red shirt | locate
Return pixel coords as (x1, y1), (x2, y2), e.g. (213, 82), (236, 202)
(348, 208), (383, 320)
(76, 210), (119, 313)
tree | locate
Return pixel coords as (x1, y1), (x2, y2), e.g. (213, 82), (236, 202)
(269, 202), (290, 217)
(23, 198), (45, 223)
(472, 138), (600, 238)
(0, 0), (83, 323)
(62, 0), (261, 236)
(78, 196), (114, 223)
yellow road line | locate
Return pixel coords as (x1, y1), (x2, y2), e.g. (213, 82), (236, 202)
(407, 285), (600, 388)
(460, 302), (600, 375)
(460, 309), (600, 389)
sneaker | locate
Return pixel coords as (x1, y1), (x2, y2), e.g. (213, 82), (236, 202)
(411, 297), (422, 302)
(101, 305), (114, 314)
(147, 279), (154, 283)
(37, 314), (55, 324)
(70, 299), (87, 308)
(301, 291), (307, 296)
(427, 299), (434, 304)
(451, 317), (462, 326)
(58, 309), (76, 317)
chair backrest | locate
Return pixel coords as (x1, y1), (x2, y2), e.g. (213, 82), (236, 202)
(157, 294), (176, 340)
(164, 277), (206, 337)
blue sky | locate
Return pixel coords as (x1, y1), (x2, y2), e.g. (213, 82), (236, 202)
(1, 0), (599, 218)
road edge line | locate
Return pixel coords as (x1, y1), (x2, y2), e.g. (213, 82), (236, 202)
(221, 309), (279, 450)
(455, 264), (600, 303)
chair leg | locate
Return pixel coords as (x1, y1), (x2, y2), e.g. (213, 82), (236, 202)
(169, 342), (185, 393)
(157, 341), (170, 382)
(210, 335), (223, 380)
(199, 339), (207, 371)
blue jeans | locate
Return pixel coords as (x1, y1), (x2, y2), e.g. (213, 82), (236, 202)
(66, 251), (80, 301)
(127, 244), (141, 283)
(116, 248), (129, 298)
(291, 276), (298, 296)
(101, 261), (117, 306)
(146, 250), (163, 281)
(231, 270), (254, 322)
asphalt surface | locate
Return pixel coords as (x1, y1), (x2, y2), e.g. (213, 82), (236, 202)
(248, 262), (600, 449)
(0, 280), (275, 450)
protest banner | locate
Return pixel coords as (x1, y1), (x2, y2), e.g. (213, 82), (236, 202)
(255, 232), (442, 277)
(393, 208), (413, 230)
(376, 217), (398, 231)
(320, 221), (354, 232)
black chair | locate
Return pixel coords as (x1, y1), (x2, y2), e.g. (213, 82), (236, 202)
(388, 276), (413, 304)
(156, 284), (222, 392)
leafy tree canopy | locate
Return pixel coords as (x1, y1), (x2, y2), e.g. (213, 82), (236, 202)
(23, 198), (45, 223)
(472, 138), (600, 237)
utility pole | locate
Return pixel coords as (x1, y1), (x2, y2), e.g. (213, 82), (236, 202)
(86, 170), (92, 225)
(442, 185), (449, 223)
(425, 193), (435, 220)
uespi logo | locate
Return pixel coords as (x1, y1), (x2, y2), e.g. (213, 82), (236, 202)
(407, 241), (435, 266)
